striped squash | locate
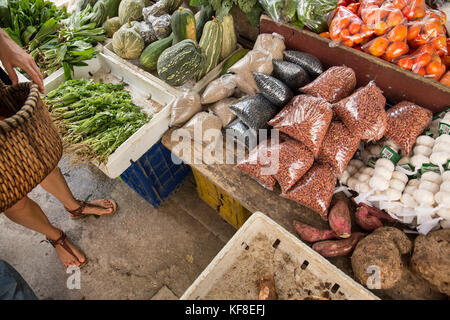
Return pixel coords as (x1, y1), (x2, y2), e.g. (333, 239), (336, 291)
(198, 17), (222, 80)
(112, 23), (145, 59)
(220, 14), (237, 60)
(157, 39), (205, 86)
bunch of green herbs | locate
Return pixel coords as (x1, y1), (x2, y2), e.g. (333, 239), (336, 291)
(45, 79), (151, 164)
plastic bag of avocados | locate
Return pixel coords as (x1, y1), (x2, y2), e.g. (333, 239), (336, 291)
(296, 0), (338, 34)
(258, 0), (297, 23)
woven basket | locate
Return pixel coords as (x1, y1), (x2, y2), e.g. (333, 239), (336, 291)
(0, 81), (63, 212)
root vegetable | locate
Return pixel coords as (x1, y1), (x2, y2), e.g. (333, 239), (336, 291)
(293, 220), (338, 243)
(312, 233), (365, 258)
(358, 203), (396, 222)
(421, 171), (442, 184)
(355, 206), (383, 231)
(258, 273), (278, 300)
(392, 171), (408, 184)
(328, 200), (352, 239)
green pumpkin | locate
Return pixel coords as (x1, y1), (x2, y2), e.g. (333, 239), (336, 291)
(220, 14), (237, 60)
(112, 22), (145, 59)
(198, 17), (222, 79)
(118, 0), (145, 25)
(171, 7), (196, 45)
(101, 0), (122, 18)
(103, 17), (121, 37)
(92, 1), (107, 27)
(140, 34), (174, 71)
(157, 39), (205, 86)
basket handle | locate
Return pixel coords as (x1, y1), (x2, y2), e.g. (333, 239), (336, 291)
(0, 82), (41, 134)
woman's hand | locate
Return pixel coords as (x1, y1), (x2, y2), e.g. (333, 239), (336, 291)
(0, 29), (44, 93)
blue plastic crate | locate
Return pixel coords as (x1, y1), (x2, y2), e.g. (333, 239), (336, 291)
(120, 140), (191, 208)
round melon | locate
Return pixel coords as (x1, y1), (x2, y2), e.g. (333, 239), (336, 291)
(103, 17), (121, 37)
(118, 0), (145, 25)
(112, 23), (145, 59)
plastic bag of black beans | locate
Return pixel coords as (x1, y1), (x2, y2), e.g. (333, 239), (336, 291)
(226, 119), (258, 150)
(275, 139), (314, 193)
(268, 95), (333, 157)
(235, 140), (278, 190)
(300, 66), (356, 103)
(318, 121), (360, 176)
(333, 81), (387, 142)
(282, 163), (337, 221)
(229, 94), (278, 130)
(384, 101), (433, 154)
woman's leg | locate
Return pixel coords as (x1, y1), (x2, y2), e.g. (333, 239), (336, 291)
(39, 167), (114, 215)
(4, 197), (86, 267)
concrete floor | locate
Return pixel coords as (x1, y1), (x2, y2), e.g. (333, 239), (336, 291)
(0, 158), (235, 300)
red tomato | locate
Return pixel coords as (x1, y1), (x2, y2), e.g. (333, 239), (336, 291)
(385, 41), (409, 60)
(440, 71), (450, 86)
(397, 57), (413, 70)
(368, 37), (390, 56)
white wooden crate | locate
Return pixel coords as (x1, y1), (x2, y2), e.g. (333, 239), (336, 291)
(181, 212), (379, 300)
(44, 53), (176, 179)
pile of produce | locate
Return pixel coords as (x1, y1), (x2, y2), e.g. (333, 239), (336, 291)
(0, 0), (107, 79)
(323, 0), (449, 85)
(107, 0), (239, 87)
(44, 79), (150, 163)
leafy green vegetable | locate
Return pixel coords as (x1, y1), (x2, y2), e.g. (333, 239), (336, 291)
(296, 0), (337, 33)
(258, 0), (296, 23)
(45, 79), (151, 164)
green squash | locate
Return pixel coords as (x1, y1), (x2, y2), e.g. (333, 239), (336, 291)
(112, 22), (145, 59)
(103, 17), (121, 37)
(220, 14), (237, 60)
(101, 0), (122, 18)
(140, 34), (174, 71)
(162, 0), (184, 14)
(171, 7), (196, 45)
(157, 39), (205, 86)
(198, 17), (222, 80)
(92, 1), (107, 27)
(118, 0), (145, 25)
(195, 5), (214, 42)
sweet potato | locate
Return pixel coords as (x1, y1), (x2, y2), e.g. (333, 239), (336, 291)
(358, 202), (395, 222)
(293, 220), (338, 243)
(355, 206), (383, 231)
(258, 273), (277, 300)
(312, 232), (365, 257)
(328, 200), (352, 238)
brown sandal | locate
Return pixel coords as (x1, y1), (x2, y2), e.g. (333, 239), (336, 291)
(66, 199), (117, 220)
(45, 230), (87, 268)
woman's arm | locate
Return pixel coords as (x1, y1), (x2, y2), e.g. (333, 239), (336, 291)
(0, 28), (44, 93)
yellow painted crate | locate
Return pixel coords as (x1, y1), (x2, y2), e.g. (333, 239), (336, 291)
(192, 169), (252, 229)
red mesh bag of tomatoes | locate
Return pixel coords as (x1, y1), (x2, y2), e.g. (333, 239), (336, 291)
(360, 0), (406, 36)
(395, 44), (447, 80)
(393, 0), (426, 21)
(407, 9), (448, 56)
(362, 22), (409, 61)
(329, 7), (374, 47)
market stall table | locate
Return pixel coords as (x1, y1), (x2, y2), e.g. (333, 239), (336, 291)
(161, 129), (447, 300)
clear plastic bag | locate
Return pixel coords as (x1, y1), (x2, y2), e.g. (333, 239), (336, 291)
(393, 0), (426, 21)
(360, 0), (406, 36)
(333, 81), (387, 142)
(177, 111), (223, 145)
(235, 139), (278, 190)
(209, 97), (238, 127)
(362, 22), (409, 61)
(406, 9), (448, 56)
(394, 44), (447, 80)
(296, 0), (338, 34)
(170, 90), (202, 127)
(253, 33), (286, 60)
(268, 95), (333, 156)
(276, 139), (314, 193)
(258, 0), (297, 24)
(384, 101), (433, 154)
(229, 94), (279, 130)
(282, 163), (337, 220)
(300, 65), (357, 103)
(138, 21), (158, 45)
(318, 121), (361, 175)
(226, 119), (258, 150)
(200, 74), (237, 104)
(143, 2), (167, 22)
(151, 14), (172, 39)
(329, 7), (374, 47)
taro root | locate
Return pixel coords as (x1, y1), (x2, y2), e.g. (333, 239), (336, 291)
(351, 227), (412, 289)
(411, 229), (450, 296)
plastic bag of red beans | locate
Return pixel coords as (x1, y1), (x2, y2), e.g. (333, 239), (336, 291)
(333, 81), (387, 142)
(318, 121), (361, 176)
(282, 163), (337, 221)
(268, 95), (333, 157)
(384, 101), (432, 154)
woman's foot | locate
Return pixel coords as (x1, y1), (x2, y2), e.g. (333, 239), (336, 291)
(47, 231), (87, 268)
(66, 199), (117, 219)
